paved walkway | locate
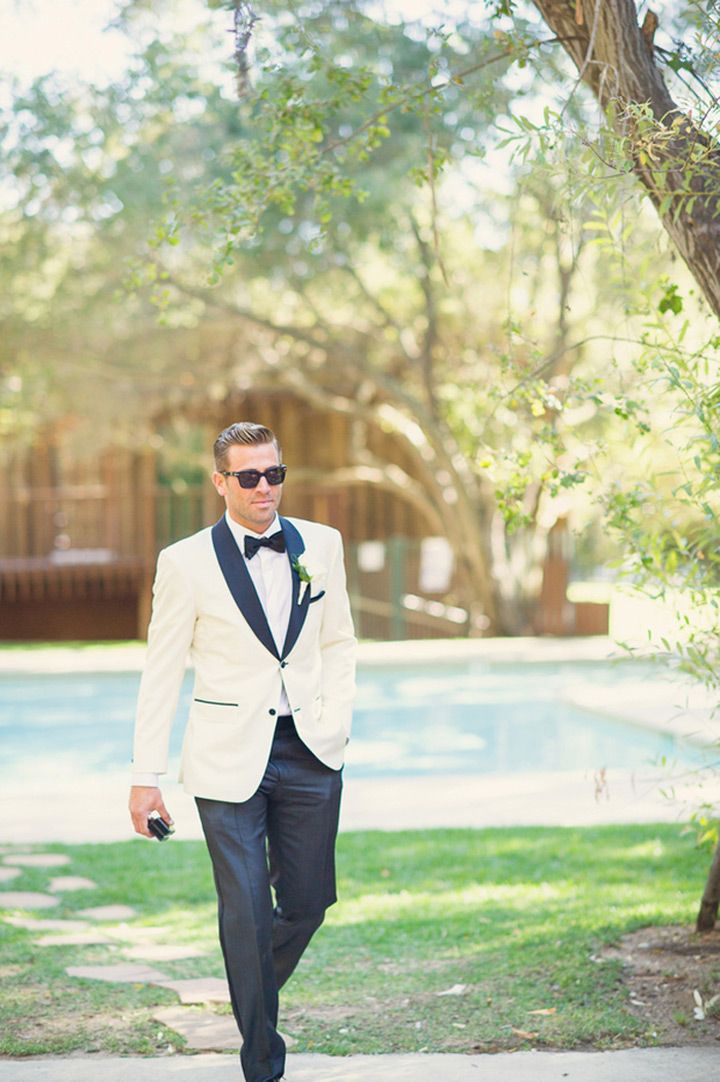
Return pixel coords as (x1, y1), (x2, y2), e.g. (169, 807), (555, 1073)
(1, 1047), (718, 1081)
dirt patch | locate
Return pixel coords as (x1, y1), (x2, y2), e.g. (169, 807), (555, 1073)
(600, 924), (720, 1045)
(14, 1004), (151, 1040)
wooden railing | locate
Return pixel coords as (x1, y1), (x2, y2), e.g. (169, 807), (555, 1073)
(0, 484), (217, 562)
(0, 486), (478, 639)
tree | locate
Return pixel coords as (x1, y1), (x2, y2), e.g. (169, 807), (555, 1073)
(6, 7), (658, 633)
(530, 0), (720, 319)
(523, 0), (720, 929)
(161, 10), (681, 634)
(6, 1), (711, 637)
(195, 2), (719, 315)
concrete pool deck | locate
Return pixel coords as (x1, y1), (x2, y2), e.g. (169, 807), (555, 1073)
(0, 634), (644, 674)
(2, 637), (718, 843)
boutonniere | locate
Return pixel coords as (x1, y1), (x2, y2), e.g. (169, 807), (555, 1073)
(291, 555), (323, 603)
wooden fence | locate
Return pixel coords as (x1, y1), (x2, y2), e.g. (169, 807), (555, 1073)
(0, 479), (477, 640)
(0, 458), (607, 641)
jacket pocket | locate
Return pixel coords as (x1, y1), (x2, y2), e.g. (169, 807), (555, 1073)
(193, 697), (238, 706)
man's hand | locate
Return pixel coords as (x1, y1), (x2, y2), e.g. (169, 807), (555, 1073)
(129, 786), (173, 838)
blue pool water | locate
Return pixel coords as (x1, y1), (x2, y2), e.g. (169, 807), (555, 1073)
(0, 659), (713, 781)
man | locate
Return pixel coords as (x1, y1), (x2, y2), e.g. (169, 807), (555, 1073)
(129, 421), (357, 1082)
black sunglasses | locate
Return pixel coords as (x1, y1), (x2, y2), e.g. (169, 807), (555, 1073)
(219, 465), (287, 489)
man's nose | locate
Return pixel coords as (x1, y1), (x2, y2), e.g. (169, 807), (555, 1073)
(256, 475), (271, 492)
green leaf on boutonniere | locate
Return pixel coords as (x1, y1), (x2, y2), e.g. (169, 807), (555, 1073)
(291, 556), (312, 583)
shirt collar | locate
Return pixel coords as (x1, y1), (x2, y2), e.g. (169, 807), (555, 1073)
(224, 510), (281, 549)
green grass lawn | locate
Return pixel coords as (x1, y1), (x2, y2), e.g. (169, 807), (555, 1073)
(0, 825), (711, 1057)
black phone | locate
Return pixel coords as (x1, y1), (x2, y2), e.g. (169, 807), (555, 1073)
(147, 811), (175, 841)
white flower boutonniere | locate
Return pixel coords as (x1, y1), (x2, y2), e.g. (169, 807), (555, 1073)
(291, 554), (324, 604)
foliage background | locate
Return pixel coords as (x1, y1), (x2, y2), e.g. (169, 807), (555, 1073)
(1, 0), (719, 643)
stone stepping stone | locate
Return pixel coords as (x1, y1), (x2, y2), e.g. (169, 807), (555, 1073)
(77, 905), (137, 921)
(66, 963), (169, 984)
(3, 854), (70, 868)
(123, 944), (207, 962)
(157, 977), (231, 1004)
(0, 868), (21, 883)
(35, 930), (115, 946)
(153, 1006), (297, 1051)
(0, 892), (59, 910)
(49, 876), (97, 892)
(152, 1006), (240, 1051)
(3, 917), (89, 932)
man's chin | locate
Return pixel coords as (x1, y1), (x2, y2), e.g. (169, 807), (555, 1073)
(251, 508), (278, 529)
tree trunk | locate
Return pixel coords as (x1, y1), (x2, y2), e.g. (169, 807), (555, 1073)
(696, 838), (720, 932)
(532, 0), (720, 320)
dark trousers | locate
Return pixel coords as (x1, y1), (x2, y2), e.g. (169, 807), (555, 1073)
(196, 717), (343, 1082)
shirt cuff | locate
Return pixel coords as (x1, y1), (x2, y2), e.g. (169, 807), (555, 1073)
(131, 773), (160, 788)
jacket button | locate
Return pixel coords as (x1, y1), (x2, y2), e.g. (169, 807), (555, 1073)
(280, 661), (287, 669)
(269, 709), (276, 716)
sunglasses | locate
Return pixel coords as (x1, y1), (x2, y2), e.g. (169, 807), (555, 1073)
(219, 465), (287, 489)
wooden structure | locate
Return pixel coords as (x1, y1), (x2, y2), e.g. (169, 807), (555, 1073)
(0, 394), (467, 641)
(1, 397), (608, 642)
(0, 446), (158, 640)
(535, 519), (609, 636)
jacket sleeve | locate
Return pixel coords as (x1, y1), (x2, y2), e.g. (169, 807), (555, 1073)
(319, 532), (357, 738)
(131, 548), (197, 776)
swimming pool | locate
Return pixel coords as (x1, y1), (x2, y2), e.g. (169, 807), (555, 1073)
(0, 658), (711, 783)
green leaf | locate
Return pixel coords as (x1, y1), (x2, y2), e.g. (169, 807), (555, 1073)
(658, 283), (683, 315)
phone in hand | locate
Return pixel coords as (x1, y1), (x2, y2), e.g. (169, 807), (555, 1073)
(147, 810), (175, 841)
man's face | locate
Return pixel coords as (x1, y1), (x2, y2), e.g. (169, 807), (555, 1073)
(212, 441), (283, 533)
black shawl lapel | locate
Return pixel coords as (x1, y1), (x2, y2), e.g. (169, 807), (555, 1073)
(211, 517), (280, 659)
(279, 515), (310, 659)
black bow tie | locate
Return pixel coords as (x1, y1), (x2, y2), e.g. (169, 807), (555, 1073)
(244, 530), (286, 559)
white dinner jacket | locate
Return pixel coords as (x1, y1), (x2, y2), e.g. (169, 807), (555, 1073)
(132, 514), (357, 802)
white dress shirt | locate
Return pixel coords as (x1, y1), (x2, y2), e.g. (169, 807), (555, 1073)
(131, 512), (293, 789)
(223, 512), (292, 710)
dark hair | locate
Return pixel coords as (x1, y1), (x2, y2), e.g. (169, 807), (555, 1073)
(213, 422), (281, 470)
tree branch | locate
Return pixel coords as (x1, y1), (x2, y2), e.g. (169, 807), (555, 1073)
(532, 0), (720, 318)
(321, 38), (566, 157)
(410, 214), (440, 418)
